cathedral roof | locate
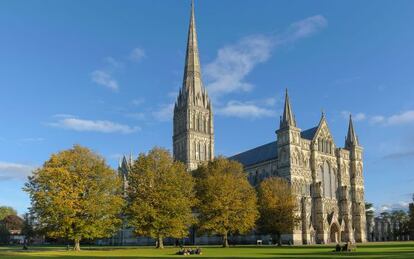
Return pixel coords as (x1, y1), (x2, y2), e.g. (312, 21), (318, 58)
(301, 126), (318, 140)
(229, 141), (277, 167)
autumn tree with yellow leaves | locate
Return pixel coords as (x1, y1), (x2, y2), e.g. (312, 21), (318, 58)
(257, 177), (299, 245)
(126, 147), (197, 249)
(24, 145), (124, 251)
(194, 157), (258, 247)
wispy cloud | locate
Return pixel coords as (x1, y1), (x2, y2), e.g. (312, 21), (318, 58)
(104, 56), (123, 68)
(91, 70), (119, 91)
(341, 111), (366, 121)
(152, 103), (174, 122)
(216, 101), (276, 119)
(0, 162), (34, 181)
(383, 150), (414, 160)
(371, 110), (414, 126)
(204, 15), (327, 98)
(377, 201), (410, 213)
(129, 47), (146, 62)
(50, 115), (139, 134)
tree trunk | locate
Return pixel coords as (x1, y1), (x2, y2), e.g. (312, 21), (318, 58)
(277, 233), (282, 246)
(73, 239), (81, 251)
(222, 233), (229, 248)
(156, 236), (164, 249)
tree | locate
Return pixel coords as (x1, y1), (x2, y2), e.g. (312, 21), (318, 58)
(408, 194), (414, 240)
(257, 177), (299, 245)
(21, 213), (36, 244)
(0, 215), (23, 244)
(194, 157), (258, 247)
(2, 214), (24, 231)
(390, 210), (409, 240)
(24, 145), (124, 251)
(126, 147), (197, 249)
(365, 202), (375, 241)
(0, 206), (17, 221)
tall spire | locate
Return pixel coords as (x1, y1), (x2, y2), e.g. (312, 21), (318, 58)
(280, 89), (296, 128)
(182, 0), (203, 98)
(346, 114), (359, 147)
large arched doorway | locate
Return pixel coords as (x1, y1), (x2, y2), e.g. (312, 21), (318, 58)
(330, 223), (340, 243)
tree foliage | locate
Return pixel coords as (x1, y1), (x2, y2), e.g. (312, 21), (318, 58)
(126, 147), (197, 249)
(390, 210), (409, 239)
(409, 195), (414, 238)
(257, 177), (299, 244)
(194, 157), (258, 247)
(0, 206), (17, 221)
(24, 145), (124, 251)
(2, 214), (24, 231)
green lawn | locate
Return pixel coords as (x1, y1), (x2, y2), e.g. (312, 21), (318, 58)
(0, 241), (413, 258)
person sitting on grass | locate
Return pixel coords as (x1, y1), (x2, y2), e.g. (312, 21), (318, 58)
(195, 247), (202, 255)
(335, 243), (341, 252)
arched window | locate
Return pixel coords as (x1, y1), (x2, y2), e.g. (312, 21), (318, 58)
(193, 142), (197, 160)
(193, 113), (196, 129)
(206, 144), (209, 160)
(200, 142), (205, 160)
(324, 162), (331, 198)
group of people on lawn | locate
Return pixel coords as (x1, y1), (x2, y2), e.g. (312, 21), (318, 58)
(177, 247), (202, 256)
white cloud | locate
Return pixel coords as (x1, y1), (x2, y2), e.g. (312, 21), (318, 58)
(91, 70), (119, 91)
(370, 115), (385, 124)
(152, 103), (174, 122)
(50, 116), (139, 134)
(354, 113), (366, 121)
(204, 15), (327, 98)
(279, 15), (328, 43)
(370, 110), (414, 126)
(129, 47), (146, 62)
(205, 35), (272, 96)
(104, 56), (123, 68)
(0, 162), (34, 181)
(216, 101), (276, 119)
(377, 202), (410, 213)
(341, 111), (366, 122)
(387, 110), (414, 125)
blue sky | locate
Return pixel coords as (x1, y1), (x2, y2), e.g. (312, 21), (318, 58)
(0, 0), (413, 214)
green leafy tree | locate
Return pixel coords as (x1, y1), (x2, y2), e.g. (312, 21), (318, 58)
(408, 194), (414, 240)
(194, 157), (258, 247)
(0, 206), (17, 220)
(126, 147), (197, 249)
(390, 210), (409, 239)
(257, 177), (299, 245)
(24, 145), (124, 251)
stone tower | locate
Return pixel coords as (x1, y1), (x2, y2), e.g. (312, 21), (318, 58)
(345, 115), (367, 242)
(276, 89), (306, 244)
(173, 1), (214, 171)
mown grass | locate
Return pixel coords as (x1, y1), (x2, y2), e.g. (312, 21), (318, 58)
(0, 241), (413, 258)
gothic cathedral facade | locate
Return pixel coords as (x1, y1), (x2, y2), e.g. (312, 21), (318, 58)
(116, 2), (367, 245)
(171, 2), (367, 244)
(230, 91), (367, 244)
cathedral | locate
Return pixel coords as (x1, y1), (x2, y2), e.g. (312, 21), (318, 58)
(115, 2), (367, 245)
(171, 1), (367, 245)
